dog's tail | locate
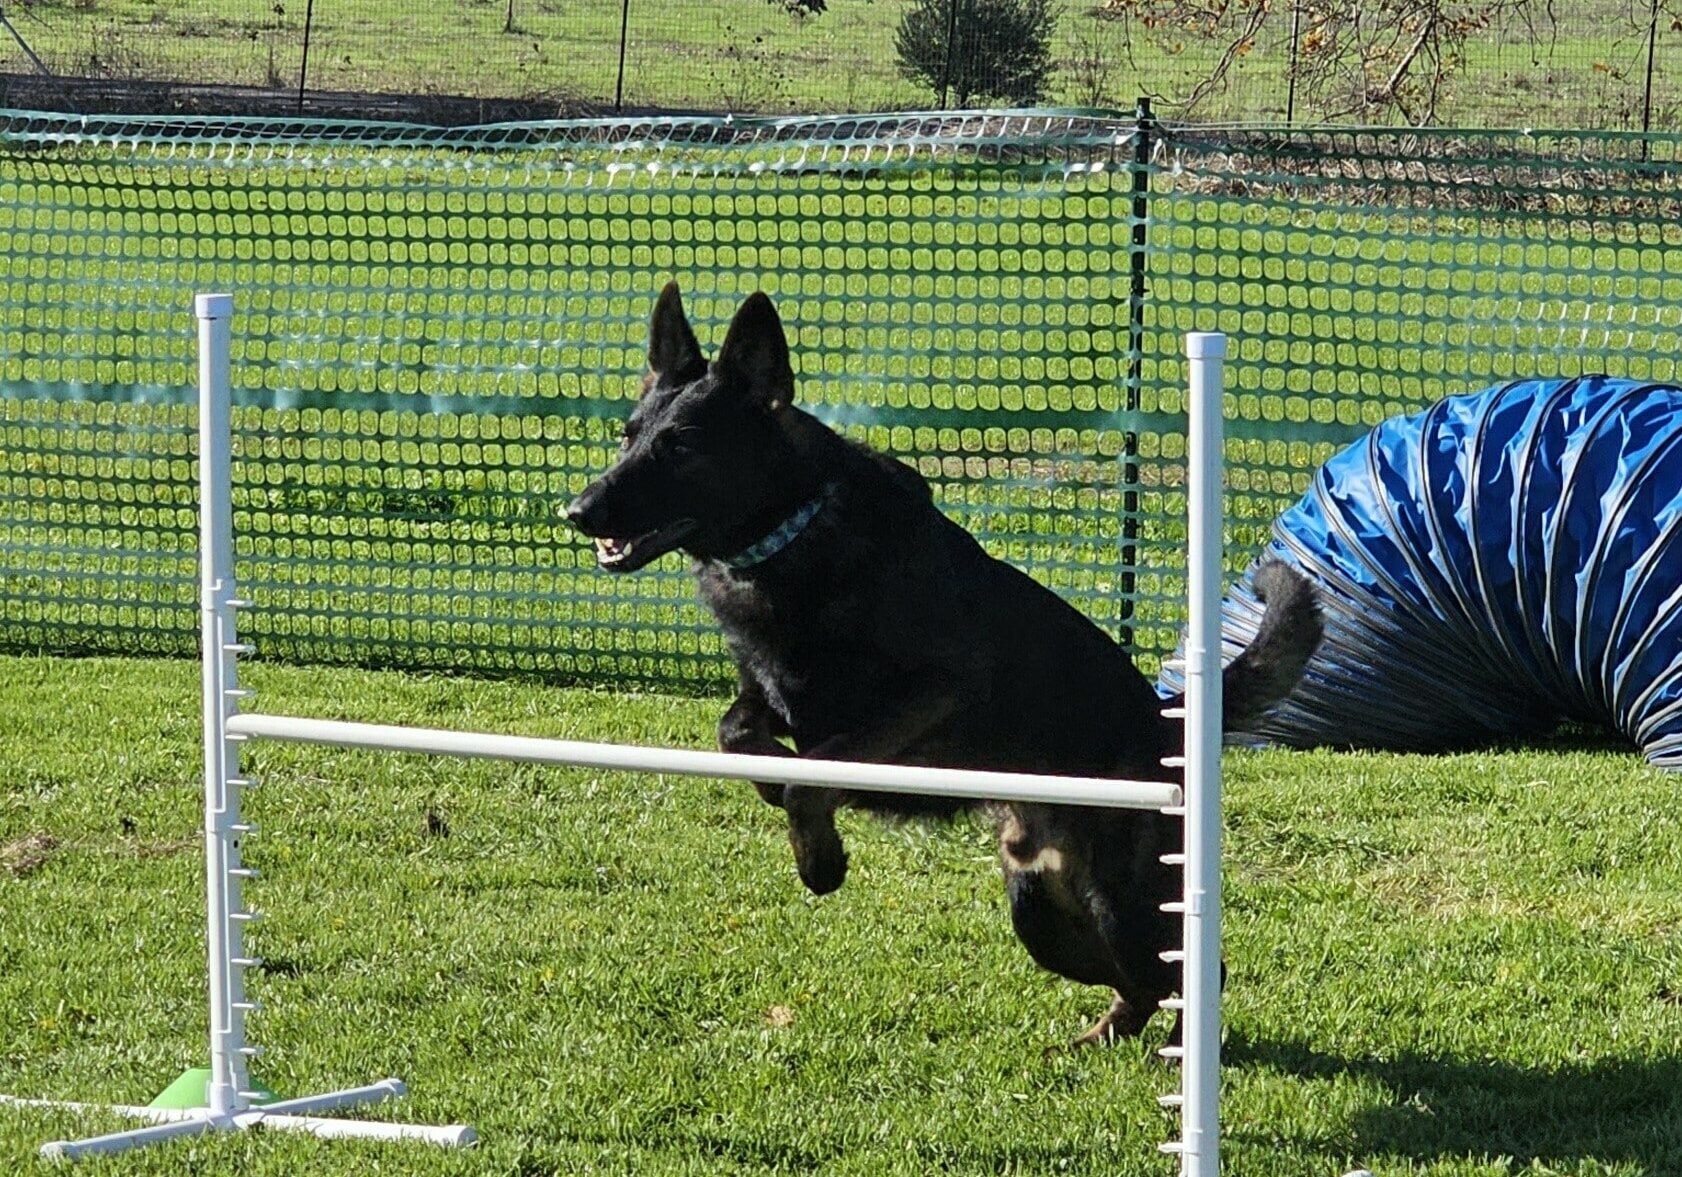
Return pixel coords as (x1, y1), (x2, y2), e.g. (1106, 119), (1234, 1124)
(1214, 560), (1323, 730)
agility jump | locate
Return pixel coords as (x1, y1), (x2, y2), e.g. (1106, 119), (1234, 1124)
(1, 295), (1229, 1176)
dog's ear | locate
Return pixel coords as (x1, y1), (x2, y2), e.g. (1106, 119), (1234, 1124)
(648, 282), (705, 385)
(716, 292), (795, 410)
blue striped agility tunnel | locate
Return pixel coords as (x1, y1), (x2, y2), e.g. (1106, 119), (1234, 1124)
(1161, 377), (1682, 768)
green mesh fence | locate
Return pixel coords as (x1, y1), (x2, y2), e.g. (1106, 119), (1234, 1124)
(0, 111), (1148, 686)
(1125, 125), (1682, 654)
(4, 111), (1682, 687)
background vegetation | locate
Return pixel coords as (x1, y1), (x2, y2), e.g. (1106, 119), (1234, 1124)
(1, 0), (1680, 125)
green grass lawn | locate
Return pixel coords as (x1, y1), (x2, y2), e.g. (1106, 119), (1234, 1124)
(0, 0), (1677, 125)
(0, 0), (927, 112)
(3, 652), (1681, 1175)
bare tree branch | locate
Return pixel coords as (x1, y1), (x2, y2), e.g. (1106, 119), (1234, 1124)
(1100, 0), (1551, 125)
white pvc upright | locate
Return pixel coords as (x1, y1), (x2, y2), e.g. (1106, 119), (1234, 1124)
(1179, 332), (1227, 1177)
(196, 292), (252, 1120)
(0, 295), (474, 1161)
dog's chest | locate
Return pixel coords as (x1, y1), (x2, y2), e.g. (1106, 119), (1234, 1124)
(698, 569), (889, 726)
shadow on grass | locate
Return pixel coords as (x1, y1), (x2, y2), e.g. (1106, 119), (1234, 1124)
(1510, 721), (1642, 758)
(1228, 1030), (1682, 1170)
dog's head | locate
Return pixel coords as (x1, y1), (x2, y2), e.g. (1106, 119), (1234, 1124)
(565, 283), (813, 572)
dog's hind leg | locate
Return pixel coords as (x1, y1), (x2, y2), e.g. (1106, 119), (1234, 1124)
(1003, 844), (1162, 1053)
(1057, 992), (1156, 1052)
(1050, 954), (1174, 1053)
(1074, 891), (1203, 1053)
(1002, 815), (1184, 1053)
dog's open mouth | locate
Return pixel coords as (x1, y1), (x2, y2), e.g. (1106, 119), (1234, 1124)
(592, 519), (697, 573)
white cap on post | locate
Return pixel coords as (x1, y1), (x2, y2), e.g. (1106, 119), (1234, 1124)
(1185, 331), (1227, 359)
(195, 293), (234, 319)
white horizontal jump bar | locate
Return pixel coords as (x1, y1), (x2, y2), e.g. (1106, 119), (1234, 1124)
(225, 714), (1183, 811)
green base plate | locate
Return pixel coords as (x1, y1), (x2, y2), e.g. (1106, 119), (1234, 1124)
(148, 1067), (278, 1110)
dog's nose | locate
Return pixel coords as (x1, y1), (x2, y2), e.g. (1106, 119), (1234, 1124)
(561, 490), (595, 534)
(565, 478), (616, 535)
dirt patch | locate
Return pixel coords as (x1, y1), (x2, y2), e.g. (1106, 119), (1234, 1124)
(2, 829), (201, 879)
(124, 836), (197, 860)
(1, 833), (60, 878)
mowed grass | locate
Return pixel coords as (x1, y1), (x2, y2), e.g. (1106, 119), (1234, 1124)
(2, 653), (1682, 1175)
(2, 0), (924, 112)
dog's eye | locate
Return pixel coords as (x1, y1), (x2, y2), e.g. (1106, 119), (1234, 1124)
(652, 430), (690, 458)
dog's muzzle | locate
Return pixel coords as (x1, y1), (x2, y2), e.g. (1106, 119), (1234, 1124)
(564, 494), (696, 574)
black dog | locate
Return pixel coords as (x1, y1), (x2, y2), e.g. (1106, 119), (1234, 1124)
(567, 284), (1322, 1048)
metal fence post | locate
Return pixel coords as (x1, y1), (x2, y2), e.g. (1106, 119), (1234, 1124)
(1642, 0), (1660, 149)
(1286, 1), (1302, 123)
(1119, 95), (1156, 651)
(937, 0), (961, 109)
(614, 0), (631, 110)
(296, 0), (315, 112)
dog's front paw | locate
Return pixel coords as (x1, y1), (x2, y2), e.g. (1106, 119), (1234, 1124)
(797, 848), (848, 895)
(790, 824), (848, 895)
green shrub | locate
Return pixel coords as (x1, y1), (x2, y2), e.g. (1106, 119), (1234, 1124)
(894, 0), (1056, 106)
